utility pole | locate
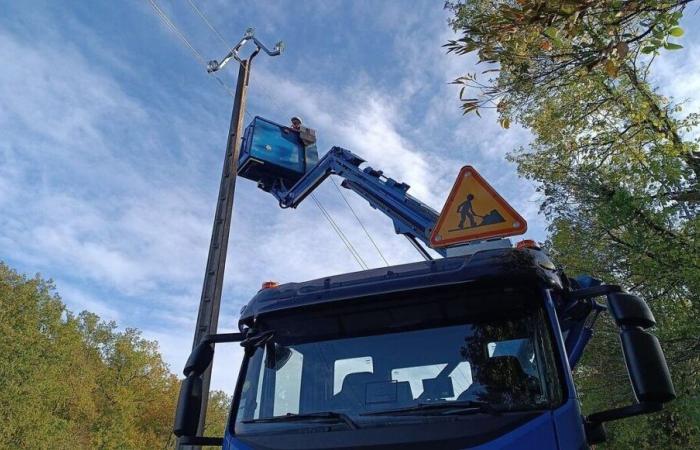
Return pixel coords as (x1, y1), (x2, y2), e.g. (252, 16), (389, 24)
(181, 28), (282, 449)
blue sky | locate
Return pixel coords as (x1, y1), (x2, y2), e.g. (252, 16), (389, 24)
(2, 1), (699, 391)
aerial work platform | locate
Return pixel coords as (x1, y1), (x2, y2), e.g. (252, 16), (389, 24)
(239, 116), (318, 189)
(237, 116), (527, 257)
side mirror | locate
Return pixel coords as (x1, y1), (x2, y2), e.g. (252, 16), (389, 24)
(620, 328), (675, 403)
(173, 375), (202, 437)
(607, 292), (655, 329)
(584, 291), (675, 444)
(172, 332), (244, 445)
(606, 292), (675, 404)
(184, 342), (214, 377)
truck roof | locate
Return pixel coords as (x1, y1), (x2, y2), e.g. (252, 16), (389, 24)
(239, 247), (562, 325)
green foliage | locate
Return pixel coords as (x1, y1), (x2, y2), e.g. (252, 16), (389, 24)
(447, 0), (699, 447)
(203, 391), (232, 449)
(0, 262), (231, 449)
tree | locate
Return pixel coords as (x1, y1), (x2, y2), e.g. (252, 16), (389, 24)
(446, 1), (699, 447)
(0, 262), (208, 449)
(0, 262), (89, 448)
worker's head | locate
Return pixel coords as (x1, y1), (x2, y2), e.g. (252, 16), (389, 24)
(291, 116), (302, 130)
(467, 194), (474, 201)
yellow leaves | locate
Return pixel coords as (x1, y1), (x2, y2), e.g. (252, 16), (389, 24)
(559, 2), (579, 16)
(543, 26), (558, 39)
(605, 59), (619, 78)
(616, 42), (629, 59)
(498, 100), (511, 129)
(668, 27), (684, 37)
(0, 265), (184, 449)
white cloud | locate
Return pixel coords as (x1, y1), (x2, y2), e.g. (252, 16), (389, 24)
(1, 1), (554, 394)
(55, 282), (123, 323)
(250, 68), (456, 207)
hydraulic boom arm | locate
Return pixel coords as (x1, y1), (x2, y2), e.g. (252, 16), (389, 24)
(266, 146), (446, 257)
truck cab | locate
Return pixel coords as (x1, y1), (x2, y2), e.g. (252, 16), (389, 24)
(224, 248), (584, 449)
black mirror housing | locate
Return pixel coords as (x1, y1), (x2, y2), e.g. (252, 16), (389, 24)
(172, 333), (243, 444)
(607, 292), (655, 329)
(173, 375), (203, 437)
(184, 342), (214, 377)
(581, 286), (676, 445)
(621, 328), (676, 403)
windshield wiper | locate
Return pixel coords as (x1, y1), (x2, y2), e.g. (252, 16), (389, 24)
(242, 411), (359, 429)
(360, 400), (501, 417)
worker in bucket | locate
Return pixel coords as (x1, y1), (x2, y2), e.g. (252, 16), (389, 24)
(290, 115), (318, 168)
(291, 115), (316, 145)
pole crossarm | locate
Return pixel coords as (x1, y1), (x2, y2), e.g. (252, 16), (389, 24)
(206, 27), (283, 73)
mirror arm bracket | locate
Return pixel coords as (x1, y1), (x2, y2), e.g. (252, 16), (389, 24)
(568, 283), (622, 300)
(203, 332), (245, 344)
(178, 436), (224, 446)
(584, 402), (663, 445)
(587, 401), (662, 424)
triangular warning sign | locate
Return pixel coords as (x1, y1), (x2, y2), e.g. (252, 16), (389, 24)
(430, 166), (527, 248)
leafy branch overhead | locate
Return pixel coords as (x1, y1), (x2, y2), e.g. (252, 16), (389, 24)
(446, 0), (689, 114)
(446, 1), (699, 447)
(445, 0), (698, 213)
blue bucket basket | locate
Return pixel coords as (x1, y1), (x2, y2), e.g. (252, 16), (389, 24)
(238, 116), (318, 189)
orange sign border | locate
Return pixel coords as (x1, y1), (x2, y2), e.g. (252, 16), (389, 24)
(429, 166), (527, 248)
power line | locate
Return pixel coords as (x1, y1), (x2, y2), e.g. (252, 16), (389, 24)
(185, 0), (230, 48)
(311, 194), (369, 270)
(311, 194), (368, 270)
(170, 0), (254, 122)
(330, 176), (390, 266)
(178, 1), (371, 269)
(148, 0), (207, 63)
(147, 0), (236, 98)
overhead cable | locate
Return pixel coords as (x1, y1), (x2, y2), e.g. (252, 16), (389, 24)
(179, 2), (368, 268)
(147, 0), (236, 98)
(330, 176), (390, 266)
(185, 0), (230, 48)
(311, 194), (369, 270)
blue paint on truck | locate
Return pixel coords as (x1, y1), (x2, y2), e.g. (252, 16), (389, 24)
(220, 249), (587, 449)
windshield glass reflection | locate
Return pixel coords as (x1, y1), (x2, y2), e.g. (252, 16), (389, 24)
(235, 302), (558, 432)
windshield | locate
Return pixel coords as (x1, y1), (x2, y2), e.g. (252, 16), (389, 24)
(233, 289), (562, 435)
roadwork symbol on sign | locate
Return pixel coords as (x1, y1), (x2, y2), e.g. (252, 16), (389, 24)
(430, 166), (527, 248)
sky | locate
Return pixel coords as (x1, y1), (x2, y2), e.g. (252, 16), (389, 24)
(2, 1), (699, 393)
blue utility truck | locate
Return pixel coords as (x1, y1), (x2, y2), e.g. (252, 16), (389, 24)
(174, 117), (675, 449)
